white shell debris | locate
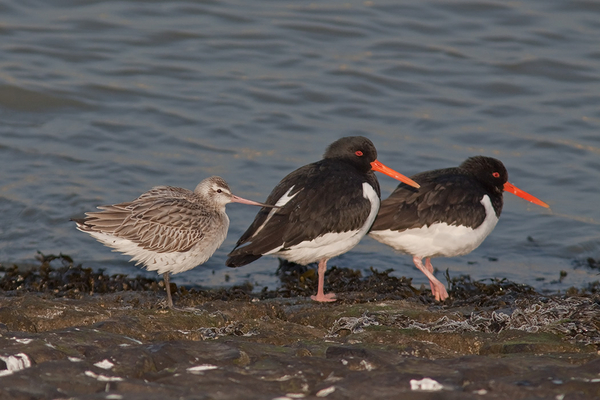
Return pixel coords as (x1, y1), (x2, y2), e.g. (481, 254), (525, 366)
(360, 360), (374, 371)
(410, 377), (444, 391)
(285, 394), (305, 399)
(68, 357), (83, 362)
(0, 353), (32, 376)
(316, 386), (336, 397)
(84, 370), (124, 382)
(186, 364), (219, 374)
(93, 359), (114, 370)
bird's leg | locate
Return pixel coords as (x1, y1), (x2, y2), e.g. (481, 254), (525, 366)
(413, 257), (437, 295)
(425, 258), (448, 301)
(163, 272), (174, 309)
(413, 257), (448, 301)
(310, 259), (336, 302)
(424, 258), (434, 273)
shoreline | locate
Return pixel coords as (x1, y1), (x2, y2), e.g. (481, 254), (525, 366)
(1, 254), (599, 399)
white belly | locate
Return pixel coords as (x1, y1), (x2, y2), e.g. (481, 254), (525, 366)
(369, 195), (499, 258)
(268, 182), (380, 265)
(87, 223), (228, 276)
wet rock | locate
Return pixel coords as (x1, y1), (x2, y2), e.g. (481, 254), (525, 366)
(1, 256), (600, 399)
(479, 331), (580, 355)
(0, 307), (37, 332)
(325, 346), (388, 371)
(273, 260), (419, 302)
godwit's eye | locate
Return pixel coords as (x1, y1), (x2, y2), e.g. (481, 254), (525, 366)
(216, 189), (223, 193)
(492, 172), (500, 178)
(355, 150), (363, 157)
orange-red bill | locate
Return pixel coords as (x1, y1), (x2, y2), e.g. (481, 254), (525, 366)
(503, 182), (549, 208)
(371, 160), (420, 189)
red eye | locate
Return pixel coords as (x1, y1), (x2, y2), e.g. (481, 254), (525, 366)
(492, 172), (500, 178)
(355, 150), (363, 157)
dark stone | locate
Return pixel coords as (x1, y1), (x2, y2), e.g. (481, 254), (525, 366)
(0, 308), (37, 333)
(0, 256), (599, 399)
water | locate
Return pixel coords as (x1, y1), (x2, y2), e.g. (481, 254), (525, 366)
(1, 0), (599, 294)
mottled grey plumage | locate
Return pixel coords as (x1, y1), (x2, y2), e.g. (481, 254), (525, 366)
(74, 176), (268, 308)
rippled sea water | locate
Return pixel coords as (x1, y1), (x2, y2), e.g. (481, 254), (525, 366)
(1, 0), (599, 293)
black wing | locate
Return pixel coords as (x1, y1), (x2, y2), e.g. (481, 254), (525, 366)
(370, 168), (498, 232)
(227, 159), (379, 267)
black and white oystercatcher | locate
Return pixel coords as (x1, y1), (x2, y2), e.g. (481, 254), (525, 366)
(226, 136), (420, 302)
(74, 176), (270, 309)
(369, 156), (549, 301)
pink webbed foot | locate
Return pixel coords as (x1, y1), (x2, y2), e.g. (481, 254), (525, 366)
(414, 257), (449, 302)
(311, 259), (337, 302)
(311, 292), (337, 302)
(429, 280), (449, 301)
(425, 258), (449, 301)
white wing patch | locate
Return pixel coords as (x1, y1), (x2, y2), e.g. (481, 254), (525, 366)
(251, 186), (298, 238)
(369, 195), (499, 258)
(267, 182), (380, 264)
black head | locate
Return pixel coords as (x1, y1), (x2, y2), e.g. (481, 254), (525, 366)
(323, 136), (378, 172)
(459, 156), (508, 194)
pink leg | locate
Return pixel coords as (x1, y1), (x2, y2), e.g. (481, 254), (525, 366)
(424, 258), (434, 274)
(310, 259), (336, 302)
(425, 258), (448, 301)
(413, 257), (448, 301)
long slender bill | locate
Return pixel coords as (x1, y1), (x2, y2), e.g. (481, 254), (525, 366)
(231, 195), (278, 208)
(503, 182), (549, 208)
(371, 160), (420, 188)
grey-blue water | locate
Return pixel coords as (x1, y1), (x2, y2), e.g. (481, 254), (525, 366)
(1, 0), (599, 294)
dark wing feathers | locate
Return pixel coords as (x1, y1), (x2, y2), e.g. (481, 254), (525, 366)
(233, 175), (302, 245)
(371, 169), (490, 232)
(81, 187), (215, 253)
(227, 159), (377, 266)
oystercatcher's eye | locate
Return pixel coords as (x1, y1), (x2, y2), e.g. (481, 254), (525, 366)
(355, 150), (363, 157)
(492, 172), (500, 178)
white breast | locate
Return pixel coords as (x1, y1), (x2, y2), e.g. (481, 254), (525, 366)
(369, 195), (499, 258)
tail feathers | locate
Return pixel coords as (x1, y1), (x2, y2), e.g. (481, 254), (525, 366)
(71, 218), (92, 232)
(226, 253), (262, 268)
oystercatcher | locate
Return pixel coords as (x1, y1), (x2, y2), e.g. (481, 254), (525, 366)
(74, 176), (270, 308)
(369, 156), (549, 301)
(226, 136), (420, 302)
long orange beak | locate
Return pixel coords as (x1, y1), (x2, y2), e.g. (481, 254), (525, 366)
(371, 160), (420, 188)
(503, 182), (549, 208)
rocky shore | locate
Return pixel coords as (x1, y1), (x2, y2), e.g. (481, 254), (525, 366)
(1, 253), (599, 399)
